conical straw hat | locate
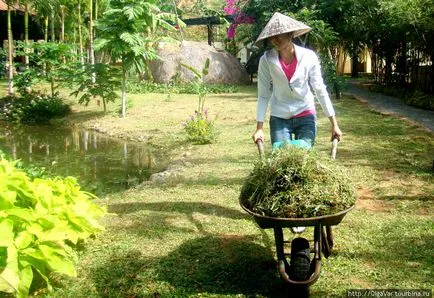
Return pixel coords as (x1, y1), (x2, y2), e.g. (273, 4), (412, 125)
(255, 12), (311, 44)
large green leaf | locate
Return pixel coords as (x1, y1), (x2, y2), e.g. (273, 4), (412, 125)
(16, 265), (33, 298)
(0, 219), (14, 247)
(38, 244), (76, 277)
(0, 246), (19, 294)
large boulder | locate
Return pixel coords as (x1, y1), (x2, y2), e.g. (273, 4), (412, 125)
(149, 40), (250, 85)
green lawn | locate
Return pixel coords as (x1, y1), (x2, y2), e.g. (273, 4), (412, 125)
(3, 82), (433, 297)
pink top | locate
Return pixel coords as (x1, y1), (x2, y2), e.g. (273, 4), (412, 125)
(279, 56), (316, 118)
(279, 56), (297, 81)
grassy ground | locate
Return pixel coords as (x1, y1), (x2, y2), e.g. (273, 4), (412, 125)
(2, 82), (434, 297)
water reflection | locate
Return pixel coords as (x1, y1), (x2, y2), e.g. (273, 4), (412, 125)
(0, 123), (166, 195)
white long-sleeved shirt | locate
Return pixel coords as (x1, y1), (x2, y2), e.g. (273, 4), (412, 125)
(256, 44), (335, 122)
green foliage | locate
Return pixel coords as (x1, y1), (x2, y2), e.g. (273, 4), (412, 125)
(318, 52), (346, 98)
(240, 145), (356, 218)
(69, 63), (120, 112)
(13, 69), (39, 95)
(180, 58), (210, 113)
(126, 81), (239, 94)
(0, 158), (107, 297)
(179, 59), (218, 144)
(0, 92), (71, 124)
(183, 110), (218, 144)
(94, 0), (183, 117)
(406, 90), (434, 111)
(0, 48), (6, 79)
(29, 42), (75, 97)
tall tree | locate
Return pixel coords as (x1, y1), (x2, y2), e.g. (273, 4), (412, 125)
(6, 0), (15, 95)
(89, 0), (95, 82)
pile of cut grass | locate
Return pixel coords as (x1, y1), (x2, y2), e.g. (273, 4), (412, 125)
(240, 145), (356, 218)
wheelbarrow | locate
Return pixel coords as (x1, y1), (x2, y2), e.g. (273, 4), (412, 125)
(239, 138), (354, 290)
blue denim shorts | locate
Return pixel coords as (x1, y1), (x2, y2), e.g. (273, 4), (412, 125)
(269, 114), (317, 146)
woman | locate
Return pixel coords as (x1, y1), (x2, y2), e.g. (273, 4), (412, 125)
(252, 12), (342, 148)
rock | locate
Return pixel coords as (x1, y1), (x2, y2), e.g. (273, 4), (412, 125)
(150, 40), (250, 85)
(149, 165), (185, 184)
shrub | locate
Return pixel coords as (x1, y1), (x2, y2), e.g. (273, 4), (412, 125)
(126, 81), (239, 94)
(0, 92), (71, 124)
(183, 110), (218, 144)
(406, 90), (434, 111)
(0, 158), (107, 297)
(240, 146), (356, 218)
(0, 48), (6, 79)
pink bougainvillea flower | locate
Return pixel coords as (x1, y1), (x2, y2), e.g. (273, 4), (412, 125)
(224, 6), (239, 15)
(227, 23), (238, 39)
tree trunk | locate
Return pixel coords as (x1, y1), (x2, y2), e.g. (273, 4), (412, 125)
(60, 7), (65, 42)
(44, 16), (48, 42)
(24, 3), (29, 68)
(7, 4), (14, 96)
(121, 62), (127, 118)
(385, 50), (393, 88)
(89, 0), (95, 83)
(78, 0), (84, 65)
(51, 10), (55, 41)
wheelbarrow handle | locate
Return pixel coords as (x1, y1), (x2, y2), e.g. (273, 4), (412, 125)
(331, 138), (339, 160)
(256, 138), (265, 158)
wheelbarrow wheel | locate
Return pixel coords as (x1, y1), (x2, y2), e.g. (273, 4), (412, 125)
(289, 237), (311, 281)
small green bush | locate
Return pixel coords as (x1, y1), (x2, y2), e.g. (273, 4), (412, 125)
(406, 90), (434, 110)
(0, 158), (107, 297)
(0, 92), (71, 124)
(183, 110), (218, 144)
(240, 146), (356, 218)
(126, 81), (239, 94)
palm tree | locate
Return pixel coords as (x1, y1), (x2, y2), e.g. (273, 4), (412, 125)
(59, 0), (68, 42)
(5, 0), (15, 95)
(94, 0), (181, 117)
(33, 0), (54, 42)
(89, 0), (95, 82)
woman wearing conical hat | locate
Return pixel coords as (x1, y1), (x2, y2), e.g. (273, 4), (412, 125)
(252, 12), (342, 149)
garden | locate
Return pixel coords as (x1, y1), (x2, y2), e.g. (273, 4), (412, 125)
(1, 0), (433, 297)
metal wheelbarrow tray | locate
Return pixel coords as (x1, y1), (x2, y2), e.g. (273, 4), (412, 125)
(240, 196), (355, 288)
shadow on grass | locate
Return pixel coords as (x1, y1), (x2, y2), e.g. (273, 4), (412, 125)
(108, 201), (250, 237)
(109, 201), (248, 220)
(62, 110), (107, 123)
(91, 235), (293, 297)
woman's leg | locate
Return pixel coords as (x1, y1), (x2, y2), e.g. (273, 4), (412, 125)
(269, 116), (292, 145)
(293, 114), (317, 146)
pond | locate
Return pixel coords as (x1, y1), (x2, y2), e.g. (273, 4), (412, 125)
(0, 123), (168, 196)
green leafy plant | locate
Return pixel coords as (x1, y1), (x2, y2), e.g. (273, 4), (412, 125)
(70, 63), (120, 112)
(0, 158), (107, 297)
(30, 42), (74, 97)
(180, 59), (218, 144)
(240, 146), (356, 218)
(183, 109), (218, 144)
(180, 58), (210, 114)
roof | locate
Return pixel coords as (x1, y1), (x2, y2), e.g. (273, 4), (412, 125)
(0, 0), (25, 12)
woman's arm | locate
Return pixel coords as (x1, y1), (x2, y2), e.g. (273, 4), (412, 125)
(253, 55), (272, 143)
(308, 52), (342, 141)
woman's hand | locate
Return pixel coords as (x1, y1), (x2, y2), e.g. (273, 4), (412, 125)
(328, 116), (342, 141)
(331, 124), (342, 141)
(252, 129), (264, 143)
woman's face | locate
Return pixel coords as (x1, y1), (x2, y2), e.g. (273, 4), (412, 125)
(269, 33), (293, 51)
